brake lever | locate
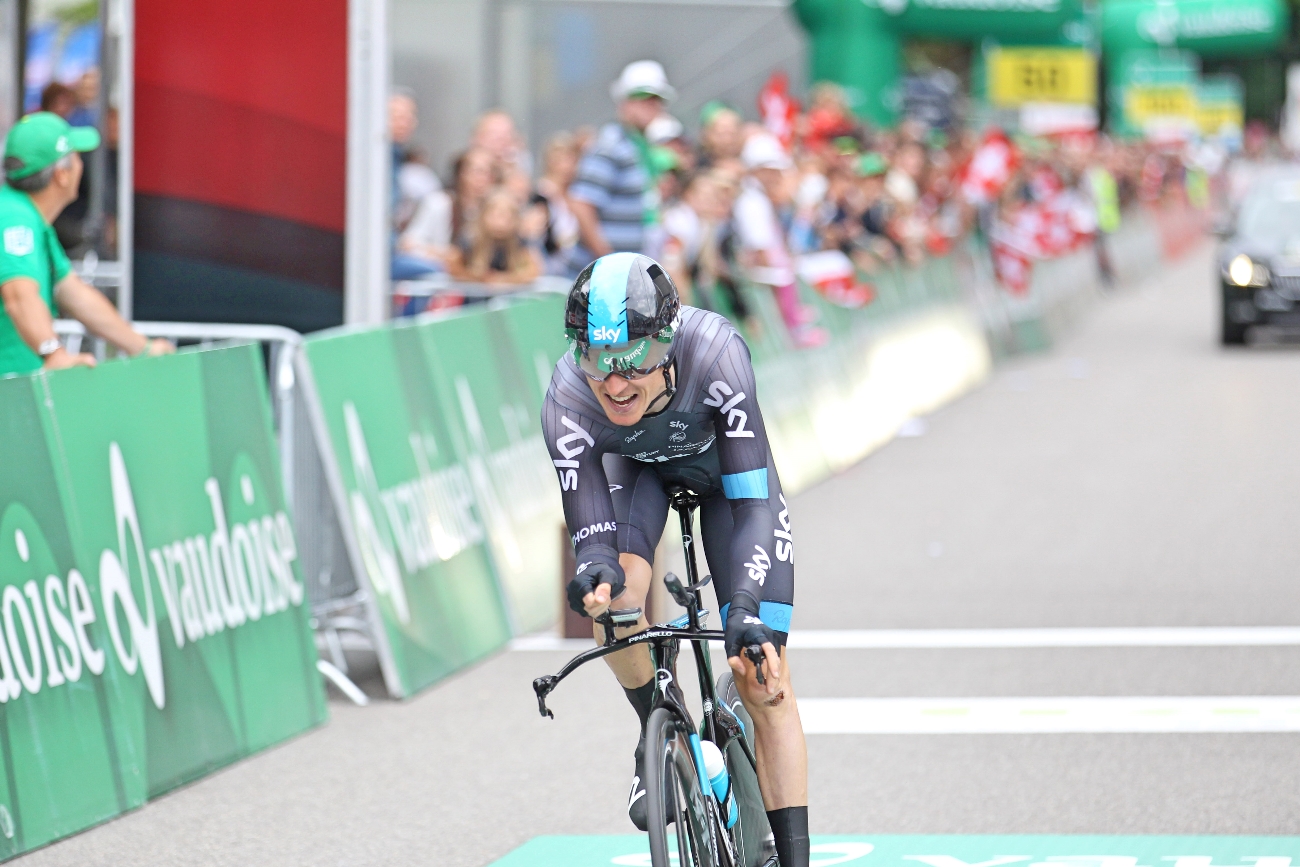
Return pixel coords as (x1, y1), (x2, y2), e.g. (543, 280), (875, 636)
(533, 675), (558, 719)
(744, 645), (766, 687)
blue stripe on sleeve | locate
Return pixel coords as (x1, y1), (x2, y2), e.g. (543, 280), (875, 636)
(758, 601), (792, 632)
(721, 468), (769, 500)
(719, 601), (793, 633)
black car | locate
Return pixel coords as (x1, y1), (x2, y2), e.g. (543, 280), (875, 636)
(1219, 176), (1300, 344)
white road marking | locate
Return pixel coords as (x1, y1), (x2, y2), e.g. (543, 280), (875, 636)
(799, 696), (1300, 734)
(786, 626), (1300, 649)
(509, 626), (1300, 652)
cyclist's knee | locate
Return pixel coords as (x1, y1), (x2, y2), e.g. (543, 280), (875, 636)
(617, 553), (652, 609)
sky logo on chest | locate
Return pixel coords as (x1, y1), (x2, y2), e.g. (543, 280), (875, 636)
(587, 253), (638, 345)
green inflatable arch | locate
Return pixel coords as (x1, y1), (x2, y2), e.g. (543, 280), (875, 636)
(791, 0), (1288, 127)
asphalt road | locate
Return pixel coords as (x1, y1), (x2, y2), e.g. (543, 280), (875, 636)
(19, 241), (1300, 866)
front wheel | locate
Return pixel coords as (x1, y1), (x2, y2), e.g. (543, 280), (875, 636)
(717, 672), (777, 867)
(645, 707), (719, 867)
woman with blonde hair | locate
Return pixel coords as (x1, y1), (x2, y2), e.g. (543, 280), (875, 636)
(449, 187), (542, 286)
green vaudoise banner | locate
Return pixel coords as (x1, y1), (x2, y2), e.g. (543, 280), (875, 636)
(302, 297), (567, 698)
(0, 343), (325, 860)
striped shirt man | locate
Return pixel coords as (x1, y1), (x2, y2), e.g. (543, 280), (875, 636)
(567, 123), (653, 274)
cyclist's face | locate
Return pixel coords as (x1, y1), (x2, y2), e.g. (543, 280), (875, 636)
(587, 368), (663, 426)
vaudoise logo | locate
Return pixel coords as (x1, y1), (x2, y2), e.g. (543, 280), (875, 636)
(0, 443), (303, 710)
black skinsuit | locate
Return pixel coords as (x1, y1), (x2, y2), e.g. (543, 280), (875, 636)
(542, 306), (795, 638)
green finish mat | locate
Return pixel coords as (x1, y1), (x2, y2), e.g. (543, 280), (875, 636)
(488, 834), (1300, 867)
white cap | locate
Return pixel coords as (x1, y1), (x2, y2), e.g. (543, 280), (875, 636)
(645, 114), (684, 145)
(610, 60), (676, 103)
(741, 133), (792, 171)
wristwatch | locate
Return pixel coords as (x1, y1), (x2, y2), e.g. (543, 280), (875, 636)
(37, 338), (61, 358)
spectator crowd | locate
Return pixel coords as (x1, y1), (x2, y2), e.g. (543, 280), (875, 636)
(388, 61), (1213, 346)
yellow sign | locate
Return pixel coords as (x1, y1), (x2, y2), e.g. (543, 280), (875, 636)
(1197, 102), (1244, 136)
(988, 47), (1097, 107)
(1124, 85), (1197, 123)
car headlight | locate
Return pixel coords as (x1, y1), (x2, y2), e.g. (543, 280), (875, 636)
(1227, 254), (1270, 287)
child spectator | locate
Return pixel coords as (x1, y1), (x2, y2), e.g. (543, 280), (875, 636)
(449, 187), (542, 285)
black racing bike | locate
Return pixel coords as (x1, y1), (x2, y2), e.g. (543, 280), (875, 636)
(533, 487), (778, 867)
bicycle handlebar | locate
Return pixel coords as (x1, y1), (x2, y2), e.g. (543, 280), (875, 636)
(532, 623), (726, 719)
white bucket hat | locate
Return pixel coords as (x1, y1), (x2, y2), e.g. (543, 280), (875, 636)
(611, 60), (676, 102)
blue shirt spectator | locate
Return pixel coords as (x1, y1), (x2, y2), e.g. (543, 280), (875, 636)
(567, 122), (650, 272)
(567, 60), (675, 275)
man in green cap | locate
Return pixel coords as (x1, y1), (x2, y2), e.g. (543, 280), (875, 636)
(0, 111), (171, 376)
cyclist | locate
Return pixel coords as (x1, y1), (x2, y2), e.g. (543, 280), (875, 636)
(542, 252), (809, 867)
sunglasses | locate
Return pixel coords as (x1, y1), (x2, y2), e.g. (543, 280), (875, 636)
(572, 331), (674, 382)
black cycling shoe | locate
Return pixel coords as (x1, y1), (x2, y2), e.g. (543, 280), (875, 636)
(628, 739), (649, 831)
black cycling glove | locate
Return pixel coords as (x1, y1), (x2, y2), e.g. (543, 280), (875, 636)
(566, 558), (627, 617)
(724, 595), (779, 659)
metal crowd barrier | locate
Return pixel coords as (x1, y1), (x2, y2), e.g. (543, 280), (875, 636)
(52, 318), (372, 704)
(393, 274), (569, 299)
(391, 274), (569, 317)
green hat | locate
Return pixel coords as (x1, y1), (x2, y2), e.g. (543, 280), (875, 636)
(857, 152), (887, 177)
(833, 135), (861, 155)
(648, 145), (679, 177)
(4, 112), (100, 180)
(699, 100), (734, 128)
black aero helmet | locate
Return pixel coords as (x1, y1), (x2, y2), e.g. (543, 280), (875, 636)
(566, 253), (680, 381)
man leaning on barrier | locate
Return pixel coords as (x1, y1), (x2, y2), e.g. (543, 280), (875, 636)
(0, 112), (172, 377)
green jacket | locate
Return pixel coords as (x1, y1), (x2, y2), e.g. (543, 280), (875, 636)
(0, 184), (70, 376)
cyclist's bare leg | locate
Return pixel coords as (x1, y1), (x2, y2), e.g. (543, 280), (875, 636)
(730, 647), (807, 809)
(586, 553), (658, 829)
(586, 552), (654, 688)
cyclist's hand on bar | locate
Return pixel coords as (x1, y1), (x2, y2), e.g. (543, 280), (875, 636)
(583, 583), (613, 619)
(728, 641), (781, 696)
(566, 561), (625, 618)
(724, 606), (782, 694)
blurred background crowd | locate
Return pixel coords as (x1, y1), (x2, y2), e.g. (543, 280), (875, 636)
(5, 0), (1295, 339)
(387, 60), (1249, 348)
